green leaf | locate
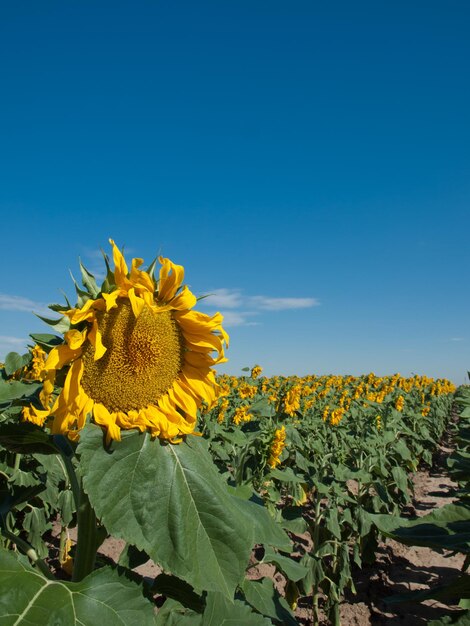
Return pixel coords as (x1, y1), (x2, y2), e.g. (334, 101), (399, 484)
(241, 578), (298, 625)
(35, 313), (70, 334)
(79, 259), (100, 298)
(391, 465), (410, 497)
(386, 573), (470, 605)
(262, 547), (309, 582)
(146, 256), (159, 281)
(394, 438), (412, 462)
(69, 270), (91, 307)
(0, 423), (60, 455)
(29, 333), (63, 349)
(4, 352), (30, 377)
(269, 467), (305, 483)
(249, 398), (274, 418)
(202, 592), (272, 625)
(118, 544), (150, 570)
(326, 508), (342, 540)
(58, 489), (75, 526)
(369, 503), (470, 553)
(156, 599), (203, 626)
(78, 426), (255, 599)
(153, 574), (205, 613)
(429, 611), (470, 626)
(0, 380), (42, 406)
(0, 547), (157, 625)
(100, 250), (117, 293)
(280, 506), (308, 535)
(23, 506), (50, 557)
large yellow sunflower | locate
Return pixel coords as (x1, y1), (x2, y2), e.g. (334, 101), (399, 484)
(24, 239), (228, 443)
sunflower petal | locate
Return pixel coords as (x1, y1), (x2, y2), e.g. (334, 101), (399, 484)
(128, 288), (146, 319)
(110, 239), (132, 291)
(88, 319), (107, 360)
(93, 403), (121, 443)
(157, 257), (185, 302)
(46, 344), (81, 370)
(130, 257), (155, 294)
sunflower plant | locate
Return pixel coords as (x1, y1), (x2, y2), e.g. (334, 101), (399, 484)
(0, 241), (293, 625)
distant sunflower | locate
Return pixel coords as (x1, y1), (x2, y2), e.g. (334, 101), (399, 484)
(24, 240), (228, 443)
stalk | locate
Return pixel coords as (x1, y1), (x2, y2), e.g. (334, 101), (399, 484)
(53, 436), (99, 582)
(311, 488), (323, 626)
(72, 484), (98, 582)
(329, 540), (340, 626)
(1, 528), (54, 579)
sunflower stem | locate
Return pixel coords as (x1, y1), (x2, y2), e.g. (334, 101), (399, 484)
(54, 435), (81, 512)
(1, 528), (55, 579)
(72, 483), (98, 582)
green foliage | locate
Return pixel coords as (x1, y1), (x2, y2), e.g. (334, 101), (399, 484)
(368, 384), (470, 624)
(78, 425), (281, 599)
(0, 547), (157, 625)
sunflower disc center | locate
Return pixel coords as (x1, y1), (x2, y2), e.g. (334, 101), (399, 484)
(81, 301), (185, 412)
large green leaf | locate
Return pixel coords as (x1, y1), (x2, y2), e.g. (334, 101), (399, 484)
(241, 578), (298, 625)
(78, 426), (255, 598)
(0, 422), (60, 454)
(0, 548), (156, 625)
(155, 599), (203, 625)
(262, 546), (308, 582)
(0, 380), (41, 406)
(230, 495), (292, 552)
(4, 352), (30, 377)
(386, 573), (470, 605)
(369, 503), (470, 553)
(429, 610), (470, 625)
(29, 333), (63, 349)
(202, 592), (272, 625)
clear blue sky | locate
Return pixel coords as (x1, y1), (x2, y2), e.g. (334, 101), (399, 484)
(1, 1), (469, 384)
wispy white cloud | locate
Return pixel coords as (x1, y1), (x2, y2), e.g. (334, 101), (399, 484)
(201, 289), (243, 309)
(218, 311), (260, 327)
(199, 288), (319, 327)
(0, 335), (27, 346)
(451, 337), (465, 342)
(0, 294), (50, 316)
(249, 296), (319, 311)
(0, 335), (28, 359)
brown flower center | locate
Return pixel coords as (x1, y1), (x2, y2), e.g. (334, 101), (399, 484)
(81, 301), (185, 412)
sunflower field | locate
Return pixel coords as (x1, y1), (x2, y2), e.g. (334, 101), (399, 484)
(0, 241), (462, 625)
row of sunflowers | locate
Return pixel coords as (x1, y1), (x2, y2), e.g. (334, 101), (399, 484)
(0, 241), (457, 625)
(200, 368), (456, 623)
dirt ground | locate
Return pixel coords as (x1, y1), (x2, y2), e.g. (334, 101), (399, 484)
(52, 441), (465, 625)
(319, 441), (465, 626)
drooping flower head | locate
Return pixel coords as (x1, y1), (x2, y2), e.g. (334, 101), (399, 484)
(23, 239), (228, 443)
(267, 425), (286, 468)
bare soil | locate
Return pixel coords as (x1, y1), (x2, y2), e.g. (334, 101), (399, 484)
(318, 441), (465, 626)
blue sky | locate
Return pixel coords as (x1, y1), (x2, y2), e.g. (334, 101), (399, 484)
(1, 1), (469, 384)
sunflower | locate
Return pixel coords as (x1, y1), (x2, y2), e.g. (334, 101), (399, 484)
(24, 239), (228, 443)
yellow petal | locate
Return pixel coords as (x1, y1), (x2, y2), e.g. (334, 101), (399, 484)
(182, 331), (224, 355)
(93, 403), (121, 443)
(102, 290), (120, 311)
(109, 239), (132, 292)
(128, 288), (146, 318)
(169, 286), (197, 311)
(22, 406), (50, 427)
(46, 344), (81, 370)
(62, 359), (83, 406)
(169, 381), (198, 416)
(130, 257), (155, 294)
(157, 257), (184, 302)
(64, 328), (87, 350)
(88, 319), (107, 361)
